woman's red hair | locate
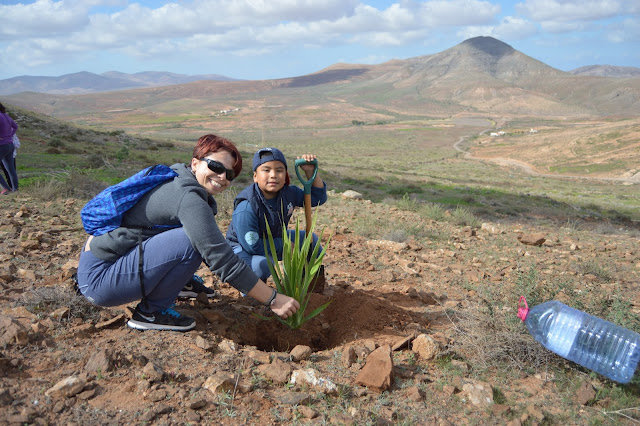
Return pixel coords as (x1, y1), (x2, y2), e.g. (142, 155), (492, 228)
(192, 134), (242, 177)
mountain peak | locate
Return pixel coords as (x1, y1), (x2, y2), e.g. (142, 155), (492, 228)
(460, 36), (515, 58)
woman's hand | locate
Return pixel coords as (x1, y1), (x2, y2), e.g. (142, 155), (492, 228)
(270, 293), (300, 319)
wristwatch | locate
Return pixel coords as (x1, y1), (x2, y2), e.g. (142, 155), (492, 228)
(265, 288), (278, 306)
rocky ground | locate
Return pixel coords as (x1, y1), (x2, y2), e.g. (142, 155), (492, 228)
(1, 190), (640, 425)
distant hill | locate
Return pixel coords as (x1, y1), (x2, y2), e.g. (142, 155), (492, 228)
(0, 71), (238, 95)
(569, 65), (640, 78)
(3, 37), (640, 121)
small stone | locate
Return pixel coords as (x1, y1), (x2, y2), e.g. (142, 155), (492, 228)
(290, 345), (312, 361)
(45, 375), (87, 398)
(298, 405), (318, 419)
(142, 362), (165, 382)
(342, 346), (357, 368)
(195, 335), (215, 351)
(406, 386), (424, 402)
(412, 334), (440, 360)
(203, 373), (235, 394)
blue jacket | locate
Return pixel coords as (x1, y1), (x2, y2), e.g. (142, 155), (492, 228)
(226, 182), (327, 256)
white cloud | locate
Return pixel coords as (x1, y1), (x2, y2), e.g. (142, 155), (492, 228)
(540, 21), (587, 33)
(515, 0), (634, 22)
(0, 0), (91, 38)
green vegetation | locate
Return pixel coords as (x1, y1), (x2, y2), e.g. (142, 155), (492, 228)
(264, 215), (331, 329)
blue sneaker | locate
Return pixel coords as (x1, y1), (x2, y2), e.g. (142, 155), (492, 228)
(178, 275), (218, 299)
(127, 305), (195, 331)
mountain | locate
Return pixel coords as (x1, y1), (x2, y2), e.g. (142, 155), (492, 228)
(569, 65), (640, 78)
(3, 37), (639, 120)
(0, 71), (238, 95)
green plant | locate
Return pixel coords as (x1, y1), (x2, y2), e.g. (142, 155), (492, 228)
(264, 214), (331, 329)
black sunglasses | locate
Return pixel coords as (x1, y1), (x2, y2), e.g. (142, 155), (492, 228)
(202, 158), (235, 181)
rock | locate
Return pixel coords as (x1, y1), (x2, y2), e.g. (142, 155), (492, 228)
(342, 346), (357, 368)
(76, 387), (97, 400)
(17, 268), (36, 281)
(139, 404), (171, 423)
(406, 386), (424, 402)
(362, 339), (377, 352)
(245, 349), (271, 365)
(203, 373), (235, 394)
(366, 240), (407, 252)
(188, 399), (208, 410)
(84, 349), (113, 374)
(355, 345), (393, 392)
(462, 381), (493, 407)
(50, 306), (70, 320)
(142, 362), (165, 382)
(481, 223), (499, 234)
(298, 405), (318, 418)
(195, 335), (215, 351)
(391, 334), (415, 351)
(412, 334), (440, 360)
(290, 345), (312, 361)
(278, 391), (312, 406)
(45, 375), (87, 398)
(218, 338), (238, 353)
(517, 233), (546, 246)
(290, 368), (338, 395)
(341, 190), (363, 199)
(574, 381), (596, 405)
(0, 315), (29, 346)
(257, 359), (292, 384)
(0, 388), (13, 406)
(95, 314), (125, 329)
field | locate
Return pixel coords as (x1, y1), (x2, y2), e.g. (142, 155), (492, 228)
(1, 105), (640, 424)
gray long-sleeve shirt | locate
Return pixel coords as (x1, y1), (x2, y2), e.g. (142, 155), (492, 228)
(89, 163), (259, 294)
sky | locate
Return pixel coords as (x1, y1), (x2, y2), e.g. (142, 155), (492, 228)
(0, 0), (638, 81)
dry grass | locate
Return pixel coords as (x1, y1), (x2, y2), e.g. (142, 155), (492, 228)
(448, 304), (555, 373)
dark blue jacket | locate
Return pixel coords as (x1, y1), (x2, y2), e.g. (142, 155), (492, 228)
(226, 182), (327, 255)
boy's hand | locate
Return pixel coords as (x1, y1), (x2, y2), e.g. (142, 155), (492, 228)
(297, 154), (318, 178)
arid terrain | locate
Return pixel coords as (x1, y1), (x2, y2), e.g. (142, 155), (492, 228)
(2, 35), (640, 425)
(2, 184), (640, 424)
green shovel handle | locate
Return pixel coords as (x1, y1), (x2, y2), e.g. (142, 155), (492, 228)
(294, 158), (318, 194)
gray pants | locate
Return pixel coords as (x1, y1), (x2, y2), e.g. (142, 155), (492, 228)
(77, 228), (202, 313)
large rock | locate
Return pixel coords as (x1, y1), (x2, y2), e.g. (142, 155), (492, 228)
(355, 345), (393, 392)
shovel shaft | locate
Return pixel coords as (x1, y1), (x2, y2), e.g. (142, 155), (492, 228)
(303, 193), (312, 235)
(295, 158), (318, 236)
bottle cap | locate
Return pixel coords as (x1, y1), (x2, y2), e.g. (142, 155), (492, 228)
(517, 296), (529, 321)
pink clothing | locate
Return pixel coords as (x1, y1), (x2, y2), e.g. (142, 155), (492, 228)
(0, 113), (18, 145)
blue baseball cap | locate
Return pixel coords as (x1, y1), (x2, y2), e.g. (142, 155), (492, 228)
(252, 147), (288, 171)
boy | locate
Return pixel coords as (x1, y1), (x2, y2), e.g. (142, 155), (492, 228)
(226, 147), (327, 291)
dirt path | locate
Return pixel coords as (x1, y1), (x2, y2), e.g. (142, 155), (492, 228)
(453, 131), (639, 184)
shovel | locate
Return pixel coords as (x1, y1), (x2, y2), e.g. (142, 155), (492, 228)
(294, 158), (325, 293)
(294, 158), (318, 235)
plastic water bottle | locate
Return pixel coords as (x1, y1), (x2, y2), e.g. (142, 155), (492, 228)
(518, 296), (640, 383)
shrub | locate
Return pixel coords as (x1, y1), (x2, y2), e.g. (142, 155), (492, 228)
(264, 215), (331, 329)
